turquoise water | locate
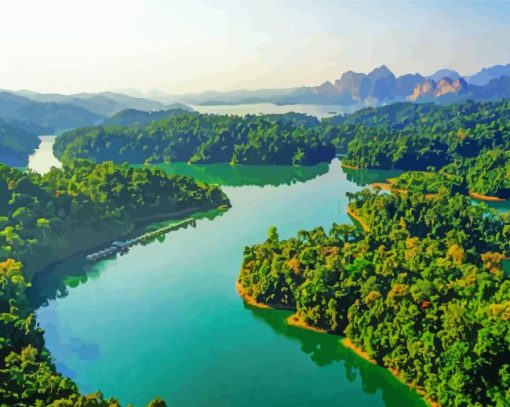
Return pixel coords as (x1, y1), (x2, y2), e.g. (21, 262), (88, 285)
(33, 159), (426, 406)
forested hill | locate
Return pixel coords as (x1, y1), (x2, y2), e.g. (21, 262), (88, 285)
(53, 112), (336, 166)
(0, 160), (229, 276)
(339, 99), (510, 171)
(0, 159), (228, 405)
(239, 183), (510, 406)
(0, 119), (40, 166)
(103, 107), (194, 127)
(327, 99), (510, 198)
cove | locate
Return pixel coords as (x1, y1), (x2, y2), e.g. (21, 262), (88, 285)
(32, 158), (425, 406)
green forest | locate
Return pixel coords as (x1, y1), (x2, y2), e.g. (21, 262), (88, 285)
(52, 99), (510, 197)
(0, 119), (40, 167)
(337, 100), (510, 197)
(54, 112), (335, 166)
(0, 160), (228, 405)
(236, 99), (510, 404)
(238, 185), (510, 406)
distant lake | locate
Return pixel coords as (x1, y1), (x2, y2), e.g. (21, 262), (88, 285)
(190, 103), (358, 118)
(27, 135), (61, 173)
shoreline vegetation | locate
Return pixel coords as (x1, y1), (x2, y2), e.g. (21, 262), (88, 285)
(238, 184), (509, 406)
(340, 162), (360, 170)
(237, 272), (438, 406)
(0, 159), (230, 406)
(346, 206), (370, 232)
(54, 111), (336, 166)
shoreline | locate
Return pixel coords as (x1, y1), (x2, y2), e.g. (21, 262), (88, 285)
(27, 203), (227, 279)
(236, 279), (440, 407)
(341, 339), (439, 407)
(341, 162), (361, 170)
(370, 182), (392, 191)
(341, 338), (376, 364)
(346, 206), (370, 232)
(235, 281), (294, 311)
(286, 313), (327, 333)
(469, 191), (506, 202)
(235, 281), (273, 309)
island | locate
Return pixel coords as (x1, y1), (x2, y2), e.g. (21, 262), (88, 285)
(53, 112), (336, 166)
(237, 99), (510, 406)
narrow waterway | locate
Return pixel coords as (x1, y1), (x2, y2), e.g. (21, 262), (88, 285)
(28, 141), (423, 406)
(27, 135), (61, 173)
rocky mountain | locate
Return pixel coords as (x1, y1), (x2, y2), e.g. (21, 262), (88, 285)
(395, 73), (425, 97)
(161, 62), (510, 107)
(409, 77), (468, 101)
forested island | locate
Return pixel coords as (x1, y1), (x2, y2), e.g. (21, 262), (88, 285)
(238, 183), (509, 406)
(0, 160), (229, 405)
(336, 100), (510, 198)
(237, 99), (510, 406)
(53, 112), (335, 166)
(52, 99), (509, 198)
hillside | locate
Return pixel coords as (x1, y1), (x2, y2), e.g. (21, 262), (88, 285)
(54, 112), (335, 166)
(0, 119), (40, 166)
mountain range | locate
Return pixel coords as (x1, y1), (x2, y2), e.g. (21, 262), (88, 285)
(0, 90), (193, 134)
(1, 62), (509, 136)
(145, 63), (510, 107)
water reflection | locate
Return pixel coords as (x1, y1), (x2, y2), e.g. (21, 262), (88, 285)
(245, 304), (427, 407)
(340, 166), (403, 188)
(139, 162), (330, 187)
(29, 208), (227, 308)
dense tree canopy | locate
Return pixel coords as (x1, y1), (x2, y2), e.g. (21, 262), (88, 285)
(53, 113), (335, 166)
(0, 159), (226, 405)
(339, 100), (510, 182)
(239, 185), (510, 406)
(0, 160), (228, 276)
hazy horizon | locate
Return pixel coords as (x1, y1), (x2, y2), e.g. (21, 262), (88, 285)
(1, 0), (509, 95)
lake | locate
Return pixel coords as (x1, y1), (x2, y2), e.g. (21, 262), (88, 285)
(27, 135), (61, 173)
(190, 103), (358, 119)
(27, 136), (425, 406)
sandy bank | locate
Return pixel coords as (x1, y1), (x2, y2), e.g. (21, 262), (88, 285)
(341, 338), (376, 364)
(341, 162), (361, 170)
(286, 314), (327, 333)
(469, 191), (506, 202)
(346, 206), (370, 232)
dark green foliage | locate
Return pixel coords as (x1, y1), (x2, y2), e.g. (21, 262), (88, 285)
(0, 159), (226, 405)
(0, 160), (229, 276)
(338, 99), (510, 174)
(443, 149), (510, 197)
(54, 113), (335, 166)
(0, 119), (40, 167)
(239, 188), (510, 406)
(388, 171), (465, 196)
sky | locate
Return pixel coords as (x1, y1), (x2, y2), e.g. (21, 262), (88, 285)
(1, 0), (509, 95)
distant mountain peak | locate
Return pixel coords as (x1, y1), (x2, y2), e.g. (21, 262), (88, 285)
(409, 77), (467, 101)
(427, 69), (461, 82)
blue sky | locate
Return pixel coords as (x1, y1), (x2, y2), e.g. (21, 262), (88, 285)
(0, 0), (509, 94)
